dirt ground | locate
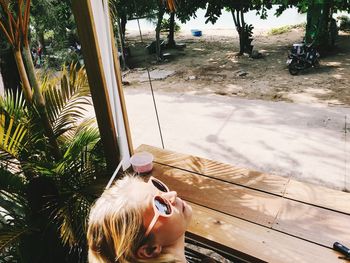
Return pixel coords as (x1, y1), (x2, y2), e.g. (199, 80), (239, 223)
(123, 28), (350, 107)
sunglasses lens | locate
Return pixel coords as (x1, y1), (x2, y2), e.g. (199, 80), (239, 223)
(151, 179), (168, 192)
(154, 196), (171, 215)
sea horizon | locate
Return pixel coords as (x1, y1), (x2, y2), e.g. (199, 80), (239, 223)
(126, 6), (306, 33)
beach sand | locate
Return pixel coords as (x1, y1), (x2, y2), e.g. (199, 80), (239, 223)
(123, 28), (350, 107)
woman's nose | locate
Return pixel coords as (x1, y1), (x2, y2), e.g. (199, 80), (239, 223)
(163, 191), (177, 203)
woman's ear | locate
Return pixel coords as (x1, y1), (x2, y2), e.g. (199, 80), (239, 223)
(137, 244), (162, 259)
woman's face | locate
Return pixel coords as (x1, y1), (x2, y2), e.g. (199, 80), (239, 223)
(130, 179), (192, 246)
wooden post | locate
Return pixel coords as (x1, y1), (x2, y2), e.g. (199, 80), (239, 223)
(109, 25), (134, 156)
(72, 0), (120, 172)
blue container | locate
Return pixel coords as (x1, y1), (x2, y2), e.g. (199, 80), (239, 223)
(191, 29), (202, 37)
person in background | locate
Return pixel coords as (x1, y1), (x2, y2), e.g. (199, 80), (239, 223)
(87, 175), (192, 263)
(31, 47), (38, 67)
(37, 44), (43, 67)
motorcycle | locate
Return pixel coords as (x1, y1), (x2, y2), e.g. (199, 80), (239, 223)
(286, 42), (320, 75)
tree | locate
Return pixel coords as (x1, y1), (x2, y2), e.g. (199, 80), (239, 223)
(0, 66), (103, 263)
(274, 0), (350, 50)
(155, 1), (166, 60)
(167, 11), (176, 47)
(109, 0), (159, 65)
(0, 40), (21, 94)
(30, 0), (77, 50)
(205, 0), (272, 55)
(228, 1), (255, 55)
(109, 0), (177, 60)
(154, 0), (182, 59)
(0, 0), (33, 102)
(0, 0), (62, 159)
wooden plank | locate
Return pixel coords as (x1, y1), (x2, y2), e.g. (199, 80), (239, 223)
(138, 144), (288, 196)
(138, 145), (350, 215)
(152, 163), (350, 249)
(150, 163), (283, 227)
(139, 145), (350, 255)
(273, 199), (350, 247)
(285, 179), (350, 215)
(72, 0), (120, 171)
(188, 202), (341, 263)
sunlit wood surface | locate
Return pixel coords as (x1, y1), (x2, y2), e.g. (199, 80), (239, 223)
(137, 144), (350, 262)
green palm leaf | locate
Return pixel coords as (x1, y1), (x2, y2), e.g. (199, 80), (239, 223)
(0, 90), (29, 162)
(43, 64), (92, 138)
(52, 121), (100, 174)
(63, 125), (99, 160)
(0, 167), (25, 196)
(0, 90), (27, 121)
(53, 192), (92, 248)
(0, 168), (27, 228)
(0, 112), (28, 159)
(44, 122), (103, 249)
(0, 227), (29, 252)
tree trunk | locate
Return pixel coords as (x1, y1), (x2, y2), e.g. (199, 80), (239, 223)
(121, 14), (127, 40)
(39, 30), (45, 53)
(116, 18), (126, 69)
(239, 9), (246, 54)
(167, 12), (176, 48)
(155, 5), (165, 61)
(305, 0), (321, 44)
(232, 9), (244, 55)
(22, 46), (62, 160)
(319, 0), (332, 49)
(13, 49), (33, 103)
(0, 47), (21, 94)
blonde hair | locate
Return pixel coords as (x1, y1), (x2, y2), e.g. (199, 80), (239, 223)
(87, 175), (177, 263)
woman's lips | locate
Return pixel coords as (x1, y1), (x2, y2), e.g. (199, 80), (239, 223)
(177, 197), (187, 213)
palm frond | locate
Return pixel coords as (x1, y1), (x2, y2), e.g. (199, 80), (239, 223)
(53, 192), (92, 248)
(43, 124), (103, 249)
(108, 0), (117, 20)
(43, 64), (92, 138)
(0, 112), (28, 159)
(0, 226), (29, 252)
(0, 192), (26, 225)
(60, 117), (97, 143)
(62, 125), (100, 162)
(0, 168), (27, 225)
(0, 90), (30, 161)
(58, 119), (106, 178)
(0, 89), (27, 121)
(0, 151), (21, 174)
(0, 167), (25, 195)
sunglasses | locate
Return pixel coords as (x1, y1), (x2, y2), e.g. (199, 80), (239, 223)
(144, 177), (172, 237)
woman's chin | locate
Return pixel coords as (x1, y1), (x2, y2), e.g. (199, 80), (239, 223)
(183, 201), (193, 222)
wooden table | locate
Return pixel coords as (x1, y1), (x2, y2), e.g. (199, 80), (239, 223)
(136, 144), (350, 263)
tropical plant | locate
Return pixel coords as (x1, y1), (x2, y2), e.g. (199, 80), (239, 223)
(0, 0), (62, 161)
(30, 0), (81, 69)
(0, 65), (107, 263)
(154, 0), (178, 59)
(273, 0), (350, 49)
(338, 15), (350, 31)
(268, 23), (306, 35)
(0, 0), (33, 103)
(201, 0), (272, 55)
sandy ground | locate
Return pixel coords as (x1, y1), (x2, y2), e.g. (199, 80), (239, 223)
(124, 28), (350, 107)
(123, 89), (350, 191)
(116, 28), (350, 191)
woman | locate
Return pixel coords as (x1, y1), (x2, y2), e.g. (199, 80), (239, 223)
(87, 175), (192, 263)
